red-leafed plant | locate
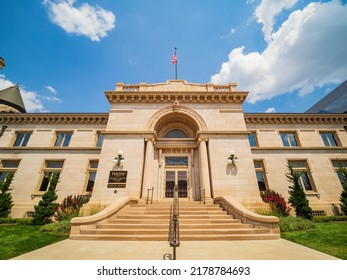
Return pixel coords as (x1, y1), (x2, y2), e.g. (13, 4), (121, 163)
(261, 189), (291, 217)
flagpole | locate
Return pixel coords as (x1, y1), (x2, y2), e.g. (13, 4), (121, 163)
(175, 47), (178, 80)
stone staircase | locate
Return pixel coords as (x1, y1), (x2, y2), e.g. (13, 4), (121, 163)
(74, 200), (280, 241)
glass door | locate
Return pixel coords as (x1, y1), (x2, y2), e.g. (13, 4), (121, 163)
(165, 170), (188, 198)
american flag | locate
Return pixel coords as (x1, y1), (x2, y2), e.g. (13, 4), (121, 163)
(171, 53), (177, 64)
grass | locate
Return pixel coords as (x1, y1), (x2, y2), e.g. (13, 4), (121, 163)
(0, 225), (68, 260)
(281, 222), (347, 259)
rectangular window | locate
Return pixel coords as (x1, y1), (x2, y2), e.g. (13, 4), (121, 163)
(38, 160), (64, 192)
(248, 132), (258, 147)
(320, 132), (339, 147)
(54, 132), (72, 147)
(254, 160), (267, 191)
(96, 133), (104, 147)
(288, 160), (314, 191)
(280, 132), (299, 147)
(13, 132), (31, 147)
(85, 160), (98, 193)
(0, 160), (20, 183)
(332, 160), (347, 187)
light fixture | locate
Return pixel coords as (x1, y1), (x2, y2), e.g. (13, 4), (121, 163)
(227, 150), (239, 166)
(114, 150), (125, 167)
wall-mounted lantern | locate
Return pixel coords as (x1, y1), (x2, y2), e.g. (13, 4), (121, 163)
(114, 150), (125, 167)
(227, 150), (239, 166)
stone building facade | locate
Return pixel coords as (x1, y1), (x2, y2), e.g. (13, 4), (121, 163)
(0, 80), (346, 218)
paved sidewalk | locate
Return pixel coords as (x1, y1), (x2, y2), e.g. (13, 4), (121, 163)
(12, 239), (339, 260)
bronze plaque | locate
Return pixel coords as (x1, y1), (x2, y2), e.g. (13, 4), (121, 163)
(107, 171), (127, 188)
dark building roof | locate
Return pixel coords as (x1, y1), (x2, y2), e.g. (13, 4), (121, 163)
(305, 80), (347, 113)
(0, 57), (5, 70)
(0, 84), (27, 113)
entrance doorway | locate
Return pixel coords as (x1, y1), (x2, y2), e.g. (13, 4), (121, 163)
(165, 169), (188, 198)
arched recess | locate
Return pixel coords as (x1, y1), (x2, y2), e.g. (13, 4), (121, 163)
(147, 105), (207, 138)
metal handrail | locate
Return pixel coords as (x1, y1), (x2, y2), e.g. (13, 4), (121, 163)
(146, 187), (154, 204)
(168, 185), (180, 260)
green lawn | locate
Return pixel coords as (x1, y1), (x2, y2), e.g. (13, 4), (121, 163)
(1, 222), (346, 260)
(0, 225), (68, 260)
(281, 222), (347, 259)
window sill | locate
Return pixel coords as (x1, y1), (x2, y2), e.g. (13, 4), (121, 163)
(305, 192), (320, 199)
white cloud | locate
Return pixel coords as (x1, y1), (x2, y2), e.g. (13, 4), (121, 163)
(255, 0), (298, 42)
(211, 1), (347, 104)
(43, 0), (115, 41)
(46, 85), (57, 94)
(265, 107), (276, 113)
(0, 75), (61, 112)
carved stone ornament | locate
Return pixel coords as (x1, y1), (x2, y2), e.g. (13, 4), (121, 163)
(172, 100), (180, 111)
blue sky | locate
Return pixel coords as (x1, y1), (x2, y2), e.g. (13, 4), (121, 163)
(0, 0), (347, 113)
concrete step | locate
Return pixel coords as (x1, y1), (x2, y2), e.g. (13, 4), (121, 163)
(73, 200), (278, 241)
(97, 223), (251, 229)
(80, 228), (270, 235)
(71, 233), (280, 241)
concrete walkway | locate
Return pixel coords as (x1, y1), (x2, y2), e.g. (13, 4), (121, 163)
(12, 238), (339, 260)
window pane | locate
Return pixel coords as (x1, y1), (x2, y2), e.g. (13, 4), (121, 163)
(288, 133), (298, 146)
(39, 172), (51, 191)
(2, 160), (20, 168)
(89, 161), (99, 169)
(301, 172), (313, 191)
(13, 133), (24, 146)
(0, 171), (8, 183)
(62, 133), (72, 147)
(55, 133), (64, 147)
(281, 133), (289, 146)
(46, 161), (64, 168)
(248, 133), (257, 146)
(96, 134), (104, 147)
(165, 129), (188, 138)
(86, 171), (96, 192)
(254, 161), (262, 169)
(165, 157), (188, 166)
(22, 133), (31, 147)
(332, 160), (347, 168)
(256, 172), (266, 191)
(337, 171), (344, 187)
(289, 161), (305, 168)
(327, 133), (337, 146)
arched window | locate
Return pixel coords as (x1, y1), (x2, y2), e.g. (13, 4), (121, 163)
(164, 129), (188, 138)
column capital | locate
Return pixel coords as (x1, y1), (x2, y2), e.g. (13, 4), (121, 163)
(198, 137), (208, 144)
(145, 137), (155, 144)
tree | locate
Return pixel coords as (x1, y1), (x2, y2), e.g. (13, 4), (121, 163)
(33, 173), (59, 225)
(286, 164), (312, 219)
(337, 164), (347, 215)
(0, 173), (14, 218)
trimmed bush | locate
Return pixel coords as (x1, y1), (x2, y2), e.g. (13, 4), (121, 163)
(312, 215), (347, 223)
(40, 220), (71, 235)
(279, 216), (316, 232)
(33, 173), (59, 225)
(0, 218), (33, 225)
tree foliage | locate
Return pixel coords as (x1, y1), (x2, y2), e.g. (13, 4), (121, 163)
(0, 173), (14, 218)
(337, 164), (347, 215)
(55, 194), (90, 221)
(33, 173), (59, 225)
(286, 164), (312, 219)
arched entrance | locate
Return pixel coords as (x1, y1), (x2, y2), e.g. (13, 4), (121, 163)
(142, 104), (210, 201)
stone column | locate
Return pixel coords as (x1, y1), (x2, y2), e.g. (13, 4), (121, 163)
(142, 138), (154, 198)
(198, 138), (211, 198)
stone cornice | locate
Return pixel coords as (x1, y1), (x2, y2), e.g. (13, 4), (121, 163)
(244, 113), (347, 124)
(0, 113), (109, 124)
(104, 90), (248, 104)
